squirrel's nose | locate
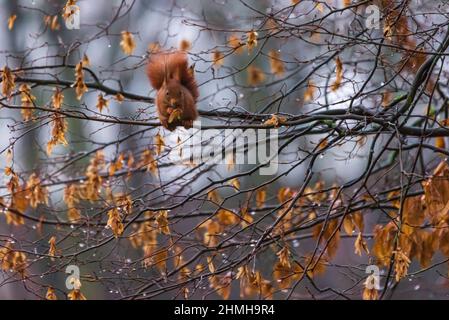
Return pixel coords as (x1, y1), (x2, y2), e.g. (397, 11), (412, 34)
(169, 98), (177, 107)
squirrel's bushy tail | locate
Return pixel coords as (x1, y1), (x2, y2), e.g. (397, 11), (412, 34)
(147, 51), (199, 102)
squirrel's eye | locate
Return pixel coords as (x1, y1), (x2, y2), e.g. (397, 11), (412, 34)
(166, 91), (169, 96)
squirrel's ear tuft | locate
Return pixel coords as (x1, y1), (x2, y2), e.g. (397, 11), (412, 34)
(188, 64), (195, 77)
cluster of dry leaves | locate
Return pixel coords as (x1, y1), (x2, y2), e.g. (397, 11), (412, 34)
(0, 0), (446, 300)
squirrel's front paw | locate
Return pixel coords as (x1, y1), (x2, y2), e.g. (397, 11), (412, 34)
(182, 120), (194, 129)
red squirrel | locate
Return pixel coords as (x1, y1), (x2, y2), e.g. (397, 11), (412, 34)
(146, 51), (199, 131)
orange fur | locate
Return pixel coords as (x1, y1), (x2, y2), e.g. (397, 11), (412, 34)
(147, 51), (199, 130)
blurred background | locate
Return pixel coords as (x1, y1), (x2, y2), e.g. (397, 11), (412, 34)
(0, 0), (448, 299)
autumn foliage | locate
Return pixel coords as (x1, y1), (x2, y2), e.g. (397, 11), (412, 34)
(0, 0), (449, 300)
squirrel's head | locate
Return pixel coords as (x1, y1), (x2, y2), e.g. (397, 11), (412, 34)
(161, 79), (184, 108)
